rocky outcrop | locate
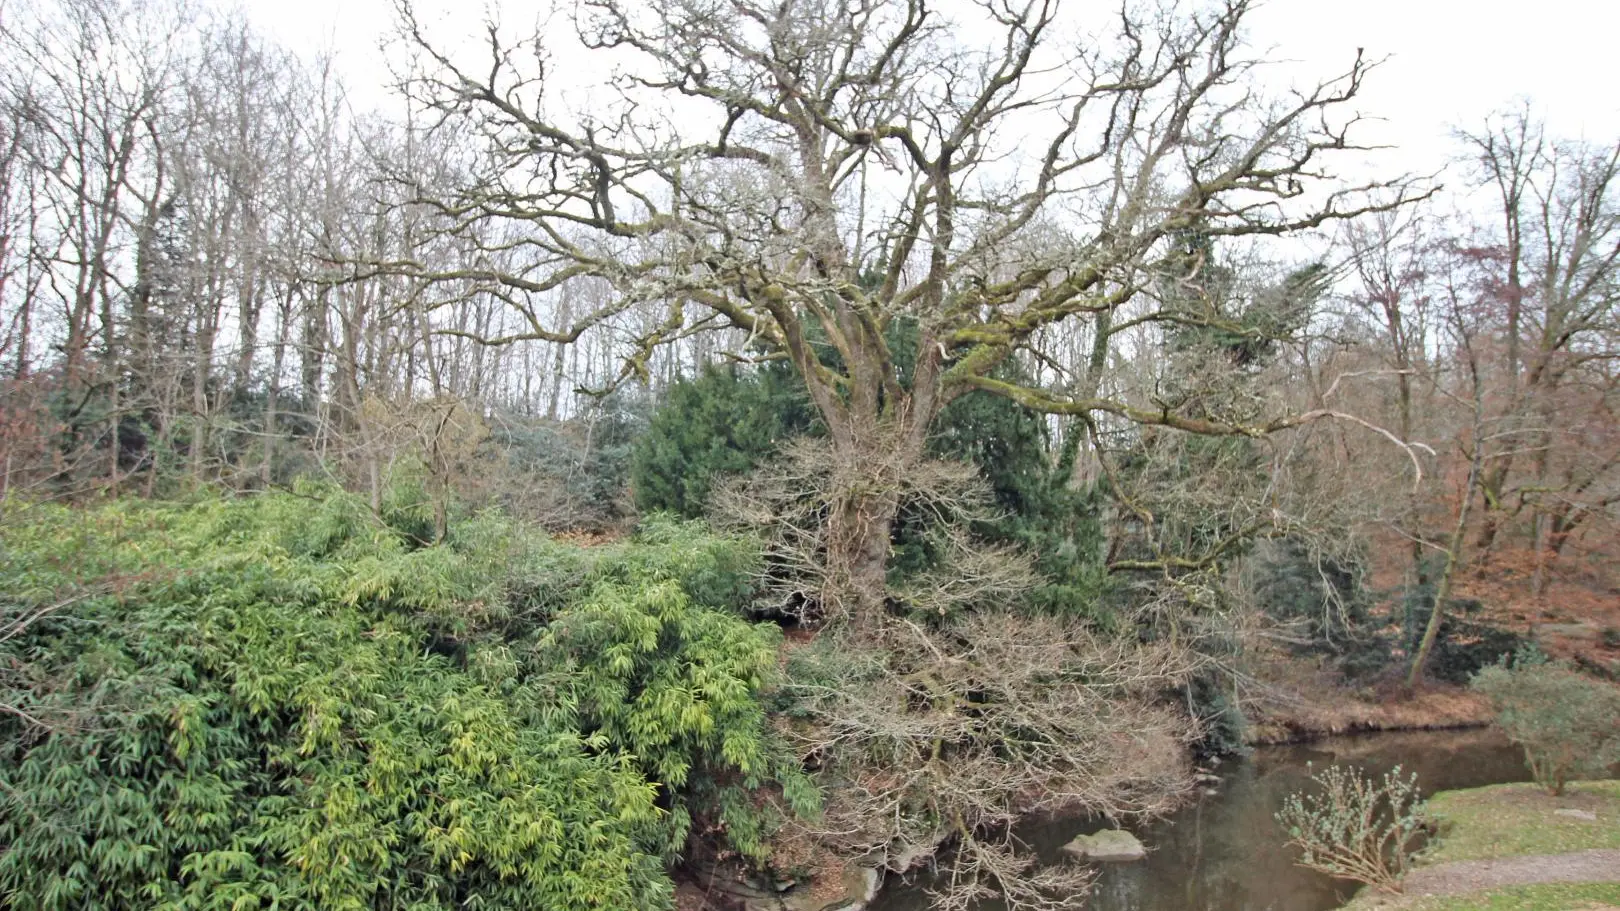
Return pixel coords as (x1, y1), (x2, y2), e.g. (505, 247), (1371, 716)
(684, 860), (882, 911)
(776, 864), (881, 911)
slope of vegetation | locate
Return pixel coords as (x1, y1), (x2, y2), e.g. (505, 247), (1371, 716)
(1356, 883), (1620, 911)
(4, 0), (1619, 907)
(0, 490), (814, 910)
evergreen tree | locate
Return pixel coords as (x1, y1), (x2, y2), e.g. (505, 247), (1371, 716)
(631, 361), (817, 518)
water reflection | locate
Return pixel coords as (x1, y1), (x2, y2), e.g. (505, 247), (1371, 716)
(871, 728), (1527, 911)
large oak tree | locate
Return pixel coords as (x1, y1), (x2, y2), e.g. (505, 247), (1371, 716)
(396, 0), (1420, 621)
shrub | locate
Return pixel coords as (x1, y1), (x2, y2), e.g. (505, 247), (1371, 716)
(1276, 764), (1429, 894)
(0, 493), (810, 910)
(631, 362), (816, 519)
(486, 396), (649, 530)
(0, 561), (672, 910)
(1250, 536), (1370, 654)
(1187, 669), (1248, 756)
(612, 514), (764, 611)
(537, 577), (818, 862)
(779, 613), (1196, 904)
(1471, 651), (1620, 796)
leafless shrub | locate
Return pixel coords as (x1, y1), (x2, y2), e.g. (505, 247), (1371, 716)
(776, 612), (1200, 910)
(895, 524), (1042, 619)
(1276, 764), (1428, 893)
(711, 436), (1038, 622)
(715, 438), (1203, 907)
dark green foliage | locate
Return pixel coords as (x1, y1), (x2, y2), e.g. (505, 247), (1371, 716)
(1415, 616), (1524, 685)
(1252, 537), (1371, 653)
(1186, 670), (1248, 756)
(633, 352), (1108, 615)
(632, 362), (816, 519)
(922, 385), (1109, 614)
(892, 318), (1108, 606)
(1401, 573), (1525, 684)
(0, 490), (808, 910)
(1160, 229), (1324, 371)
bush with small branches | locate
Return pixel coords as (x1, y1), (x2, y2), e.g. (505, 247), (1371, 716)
(710, 437), (1041, 623)
(768, 608), (1201, 911)
(1276, 764), (1429, 894)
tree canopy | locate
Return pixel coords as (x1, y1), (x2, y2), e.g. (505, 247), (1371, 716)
(398, 0), (1422, 618)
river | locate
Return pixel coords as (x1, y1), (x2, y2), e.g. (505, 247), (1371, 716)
(868, 727), (1529, 911)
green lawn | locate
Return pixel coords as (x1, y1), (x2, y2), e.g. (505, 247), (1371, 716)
(1341, 780), (1620, 910)
(1363, 883), (1620, 910)
(1423, 781), (1620, 864)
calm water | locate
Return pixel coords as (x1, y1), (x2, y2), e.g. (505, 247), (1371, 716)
(870, 728), (1529, 911)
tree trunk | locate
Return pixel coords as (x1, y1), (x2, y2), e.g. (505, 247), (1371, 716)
(813, 399), (935, 626)
(262, 296), (291, 486)
(1068, 311), (1111, 489)
(824, 486), (900, 624)
(1408, 414), (1486, 689)
(191, 314), (216, 483)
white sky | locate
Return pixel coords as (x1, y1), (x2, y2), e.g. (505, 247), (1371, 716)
(241, 0), (1620, 179)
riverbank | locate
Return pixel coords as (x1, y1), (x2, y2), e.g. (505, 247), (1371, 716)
(1244, 652), (1495, 744)
(865, 728), (1531, 911)
(1344, 780), (1620, 910)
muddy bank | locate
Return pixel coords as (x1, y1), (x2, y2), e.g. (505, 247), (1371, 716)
(1244, 655), (1495, 745)
(1245, 692), (1495, 745)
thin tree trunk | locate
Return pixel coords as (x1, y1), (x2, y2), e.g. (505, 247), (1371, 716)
(1408, 401), (1486, 688)
(1068, 311), (1111, 489)
(262, 295), (292, 485)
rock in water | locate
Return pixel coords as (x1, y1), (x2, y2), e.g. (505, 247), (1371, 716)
(1060, 829), (1147, 863)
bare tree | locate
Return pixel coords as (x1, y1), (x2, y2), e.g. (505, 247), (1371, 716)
(1341, 212), (1441, 591)
(1458, 111), (1620, 568)
(393, 0), (1423, 622)
(1301, 114), (1620, 685)
(0, 0), (187, 490)
(1406, 241), (1494, 687)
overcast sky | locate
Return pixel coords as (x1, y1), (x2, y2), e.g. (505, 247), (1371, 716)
(243, 0), (1620, 179)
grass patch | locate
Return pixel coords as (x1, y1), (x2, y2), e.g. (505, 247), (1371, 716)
(1353, 882), (1620, 910)
(1424, 781), (1620, 863)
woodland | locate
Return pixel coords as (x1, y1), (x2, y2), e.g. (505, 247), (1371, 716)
(0, 0), (1617, 908)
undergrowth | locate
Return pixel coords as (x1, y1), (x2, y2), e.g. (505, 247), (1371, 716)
(0, 485), (813, 910)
